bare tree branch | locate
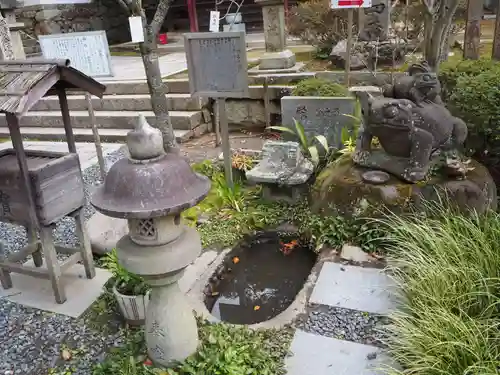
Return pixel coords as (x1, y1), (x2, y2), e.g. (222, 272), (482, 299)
(151, 0), (173, 37)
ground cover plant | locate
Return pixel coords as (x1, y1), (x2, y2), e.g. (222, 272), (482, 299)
(381, 204), (500, 374)
(92, 319), (293, 375)
(187, 159), (387, 253)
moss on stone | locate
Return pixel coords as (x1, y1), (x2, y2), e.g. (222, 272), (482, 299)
(311, 158), (496, 216)
(292, 78), (351, 97)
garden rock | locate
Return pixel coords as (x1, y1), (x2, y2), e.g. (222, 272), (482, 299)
(86, 212), (128, 255)
(312, 156), (497, 216)
(329, 40), (366, 70)
(340, 244), (372, 263)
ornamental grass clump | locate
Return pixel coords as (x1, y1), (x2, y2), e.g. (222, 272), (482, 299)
(381, 204), (500, 375)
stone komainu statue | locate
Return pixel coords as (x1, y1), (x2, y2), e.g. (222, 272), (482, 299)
(353, 61), (469, 183)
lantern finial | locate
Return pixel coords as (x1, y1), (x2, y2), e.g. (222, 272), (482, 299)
(126, 114), (164, 160)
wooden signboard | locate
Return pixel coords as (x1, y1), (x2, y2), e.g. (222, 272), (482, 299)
(184, 31), (249, 98)
(39, 30), (113, 181)
(38, 31), (113, 78)
(184, 31), (250, 188)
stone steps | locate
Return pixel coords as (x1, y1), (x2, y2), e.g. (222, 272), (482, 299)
(101, 79), (290, 99)
(33, 94), (209, 112)
(0, 110), (207, 131)
(0, 125), (207, 143)
(99, 79), (191, 95)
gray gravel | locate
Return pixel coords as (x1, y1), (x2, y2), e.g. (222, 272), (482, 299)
(298, 303), (390, 347)
(0, 148), (127, 375)
(0, 299), (125, 375)
(0, 147), (127, 257)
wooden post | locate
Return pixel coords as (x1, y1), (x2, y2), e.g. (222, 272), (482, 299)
(214, 99), (221, 147)
(218, 98), (233, 189)
(57, 88), (77, 154)
(263, 77), (271, 128)
(345, 8), (353, 86)
(6, 114), (39, 230)
(463, 0), (483, 60)
(492, 2), (500, 59)
(85, 92), (106, 182)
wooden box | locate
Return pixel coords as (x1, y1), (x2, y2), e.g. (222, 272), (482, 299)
(0, 149), (85, 226)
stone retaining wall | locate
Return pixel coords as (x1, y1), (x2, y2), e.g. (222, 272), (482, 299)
(15, 0), (129, 52)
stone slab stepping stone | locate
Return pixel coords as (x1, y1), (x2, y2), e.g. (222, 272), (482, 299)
(286, 330), (396, 375)
(0, 260), (111, 318)
(310, 262), (396, 315)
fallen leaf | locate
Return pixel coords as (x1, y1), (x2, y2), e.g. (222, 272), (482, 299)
(61, 348), (72, 361)
(232, 256), (240, 264)
(254, 305), (261, 311)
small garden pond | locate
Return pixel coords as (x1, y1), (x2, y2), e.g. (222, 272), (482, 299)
(204, 231), (317, 325)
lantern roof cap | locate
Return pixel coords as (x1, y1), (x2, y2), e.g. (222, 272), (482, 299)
(91, 116), (211, 219)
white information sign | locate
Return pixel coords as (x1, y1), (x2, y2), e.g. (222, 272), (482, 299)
(209, 11), (220, 32)
(129, 16), (144, 43)
(38, 31), (113, 78)
(332, 0), (371, 8)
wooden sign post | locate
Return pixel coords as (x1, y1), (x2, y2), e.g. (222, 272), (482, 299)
(38, 31), (113, 182)
(184, 31), (249, 189)
(331, 0), (372, 86)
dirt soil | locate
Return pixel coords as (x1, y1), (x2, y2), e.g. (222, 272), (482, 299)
(180, 131), (268, 163)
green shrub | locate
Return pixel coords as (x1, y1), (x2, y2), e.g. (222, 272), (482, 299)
(381, 204), (500, 374)
(440, 58), (500, 181)
(440, 58), (500, 101)
(448, 69), (500, 139)
(292, 78), (351, 97)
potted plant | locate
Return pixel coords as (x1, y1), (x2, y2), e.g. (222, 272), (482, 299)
(102, 249), (151, 325)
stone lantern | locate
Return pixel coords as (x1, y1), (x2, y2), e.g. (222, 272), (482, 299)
(91, 115), (211, 366)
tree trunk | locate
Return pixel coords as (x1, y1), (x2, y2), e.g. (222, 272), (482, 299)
(424, 0), (460, 72)
(139, 10), (179, 153)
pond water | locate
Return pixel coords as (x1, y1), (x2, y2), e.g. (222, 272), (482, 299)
(205, 232), (317, 325)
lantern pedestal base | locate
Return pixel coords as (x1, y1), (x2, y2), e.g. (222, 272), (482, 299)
(146, 281), (199, 366)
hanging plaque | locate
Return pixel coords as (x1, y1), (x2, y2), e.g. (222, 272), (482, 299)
(184, 31), (248, 98)
(38, 31), (113, 78)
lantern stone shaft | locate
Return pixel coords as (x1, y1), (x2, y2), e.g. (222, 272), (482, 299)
(91, 115), (211, 366)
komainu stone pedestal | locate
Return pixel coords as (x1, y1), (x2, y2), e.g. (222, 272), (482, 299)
(256, 0), (296, 71)
(260, 49), (296, 70)
(247, 141), (313, 203)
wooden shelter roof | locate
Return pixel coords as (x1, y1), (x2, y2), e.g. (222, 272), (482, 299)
(0, 59), (106, 116)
